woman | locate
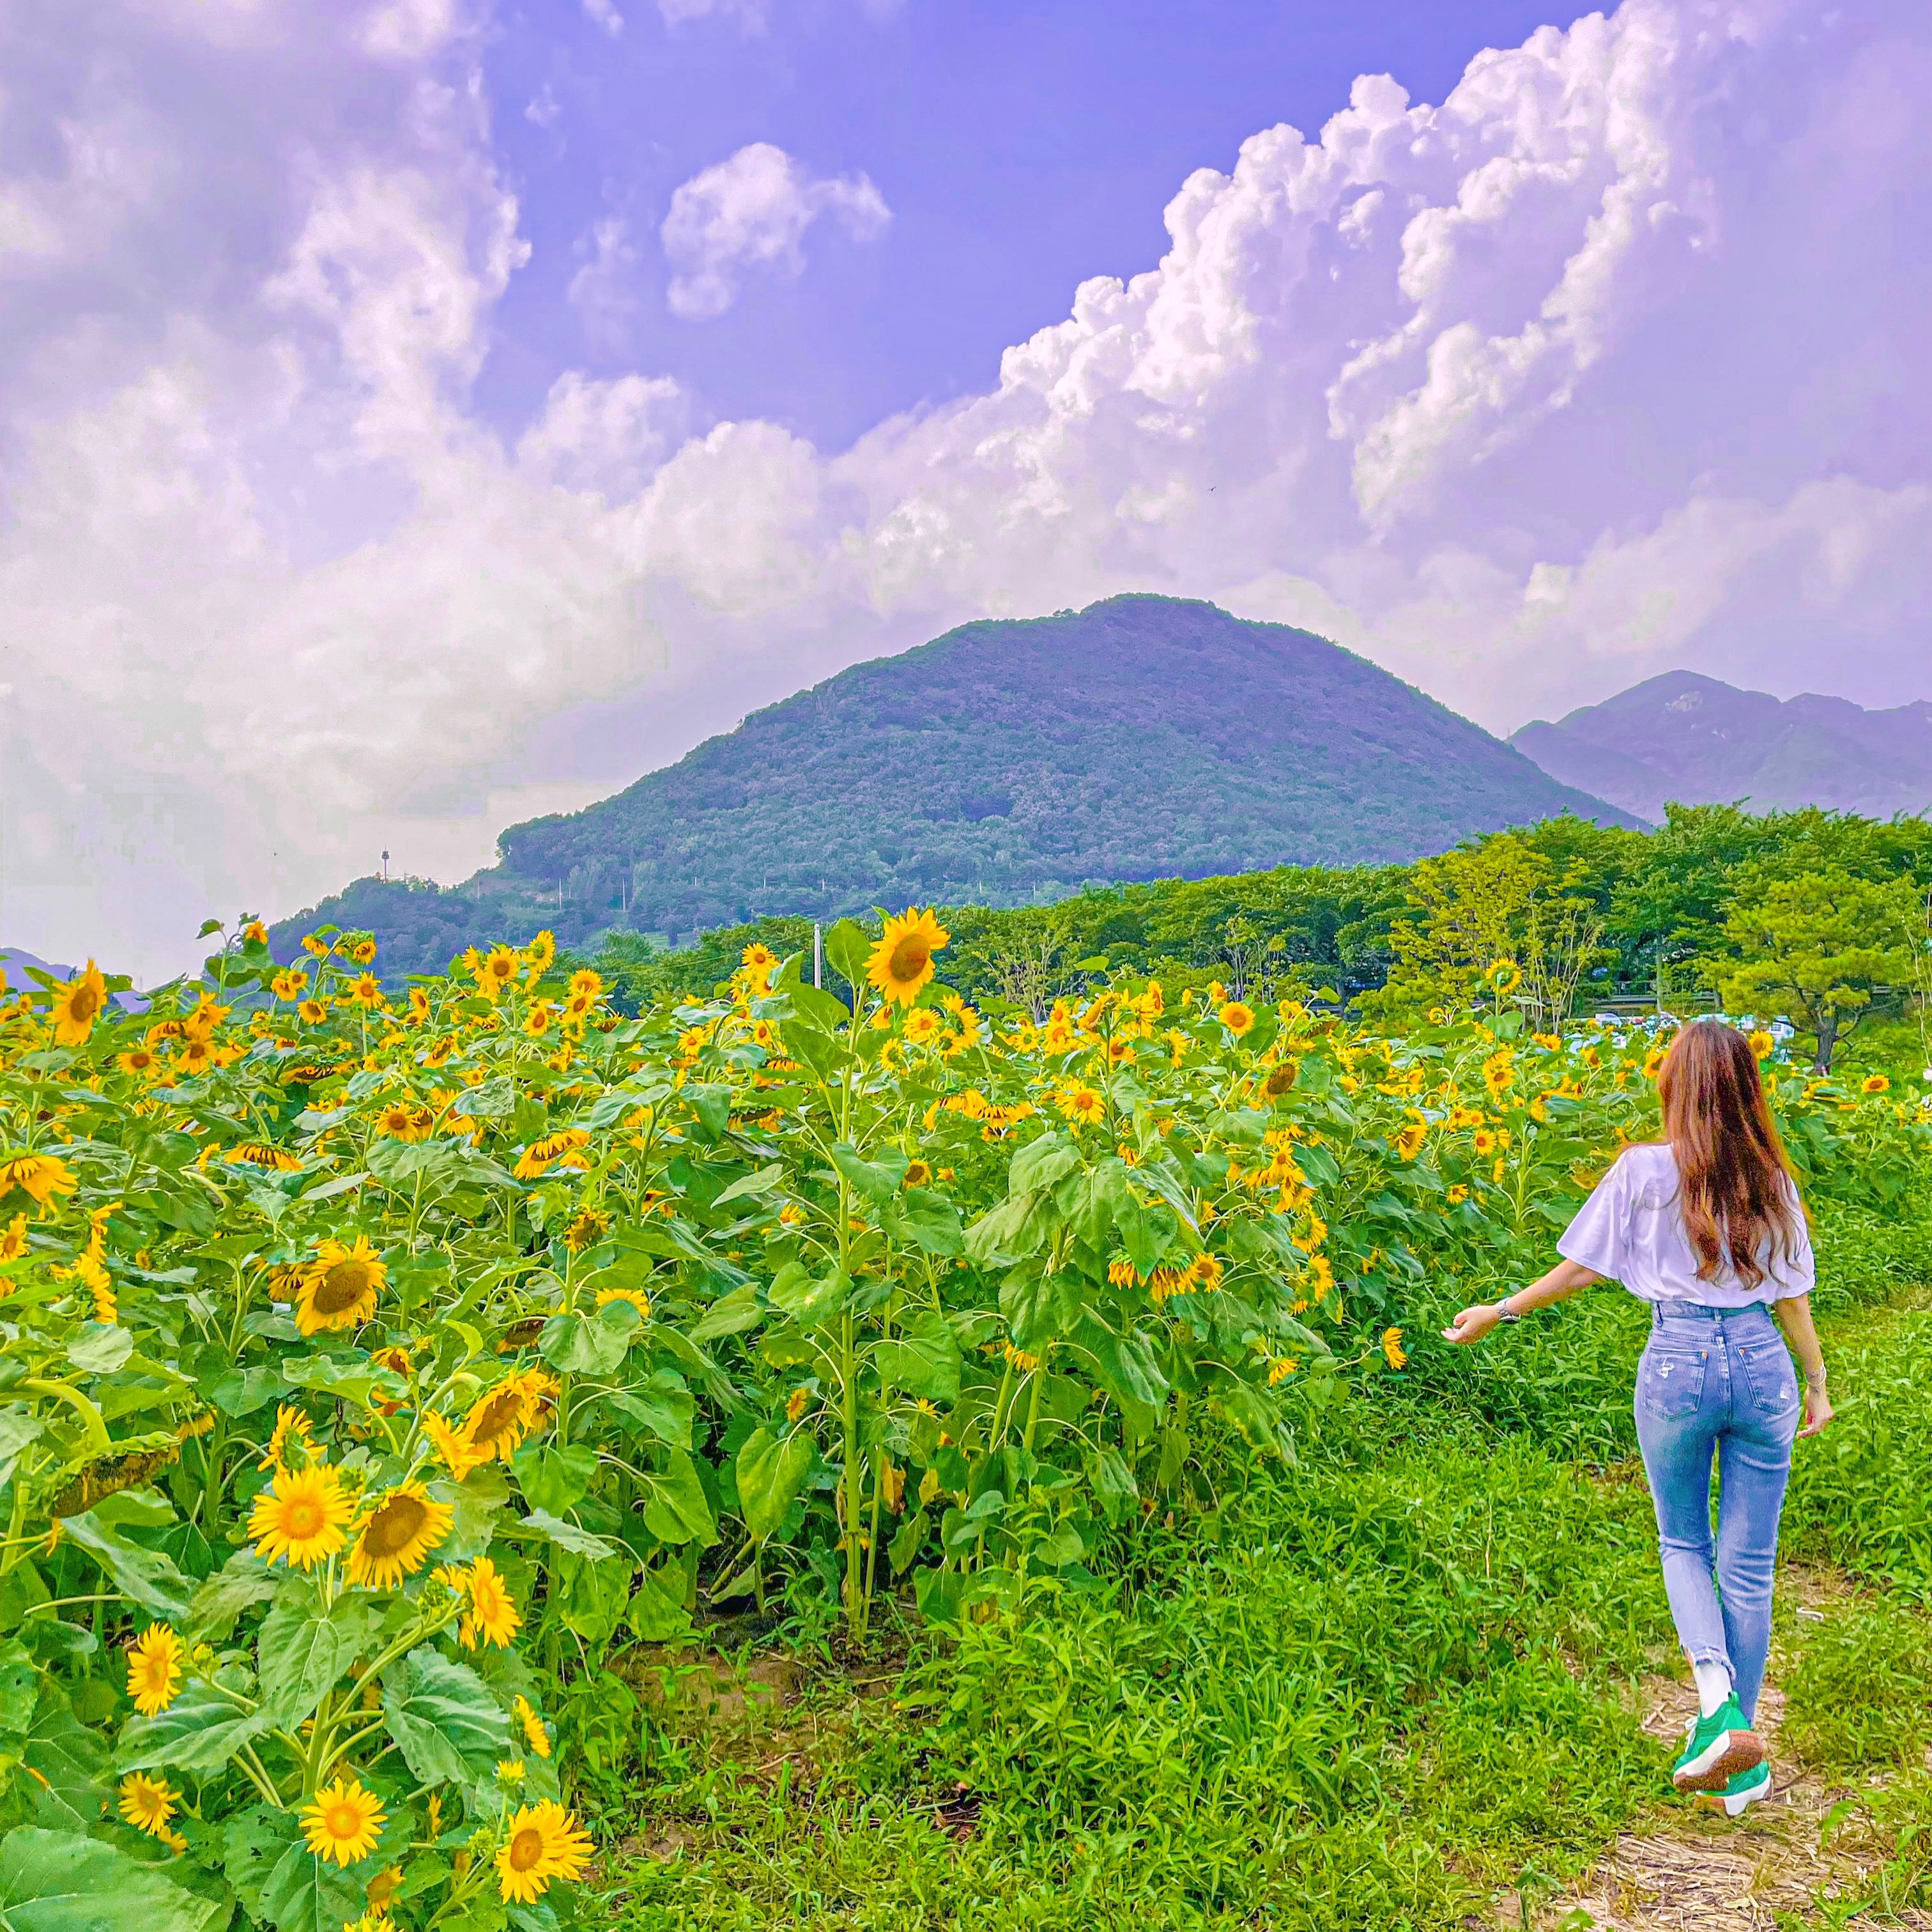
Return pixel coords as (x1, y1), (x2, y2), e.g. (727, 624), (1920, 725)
(1445, 1019), (1833, 1817)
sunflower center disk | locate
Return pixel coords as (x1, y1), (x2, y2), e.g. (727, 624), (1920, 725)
(509, 1829), (544, 1871)
(365, 1496), (427, 1558)
(316, 1263), (371, 1312)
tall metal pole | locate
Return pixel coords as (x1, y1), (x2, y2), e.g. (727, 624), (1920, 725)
(813, 923), (823, 991)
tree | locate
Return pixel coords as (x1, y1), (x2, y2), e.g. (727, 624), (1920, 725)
(1713, 870), (1918, 1070)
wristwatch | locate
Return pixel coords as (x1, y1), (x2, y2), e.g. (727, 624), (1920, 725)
(1492, 1301), (1522, 1323)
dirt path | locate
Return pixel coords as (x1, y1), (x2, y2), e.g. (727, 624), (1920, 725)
(1518, 1575), (1929, 1931)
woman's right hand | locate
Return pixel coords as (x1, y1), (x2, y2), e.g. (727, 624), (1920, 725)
(1443, 1302), (1504, 1346)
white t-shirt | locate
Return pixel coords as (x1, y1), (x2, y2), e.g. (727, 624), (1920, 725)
(1557, 1142), (1814, 1307)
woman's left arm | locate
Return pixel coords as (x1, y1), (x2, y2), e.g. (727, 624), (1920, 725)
(1772, 1294), (1833, 1438)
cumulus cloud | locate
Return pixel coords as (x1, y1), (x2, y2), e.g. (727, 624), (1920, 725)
(581, 0), (623, 35)
(661, 142), (891, 319)
(0, 0), (1928, 982)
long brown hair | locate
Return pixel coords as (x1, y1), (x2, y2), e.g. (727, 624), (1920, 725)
(1656, 1020), (1804, 1290)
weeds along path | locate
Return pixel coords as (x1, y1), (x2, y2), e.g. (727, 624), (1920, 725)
(595, 1289), (1932, 1932)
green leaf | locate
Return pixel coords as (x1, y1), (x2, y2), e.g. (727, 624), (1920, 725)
(57, 1514), (192, 1622)
(511, 1443), (597, 1517)
(256, 1588), (375, 1726)
(685, 1084), (732, 1142)
(1008, 1133), (1081, 1195)
(605, 1374), (694, 1449)
(821, 917), (872, 990)
(537, 1304), (634, 1377)
(0, 1638), (36, 1732)
(710, 1162), (785, 1207)
(184, 1549), (279, 1643)
(223, 1807), (301, 1922)
(518, 1510), (620, 1561)
(964, 1189), (1057, 1266)
(259, 1839), (364, 1932)
(733, 1428), (813, 1544)
(1085, 1445), (1140, 1528)
(829, 1144), (904, 1204)
(380, 1645), (511, 1788)
(21, 1685), (111, 1832)
(777, 1018), (846, 1081)
(641, 1449), (718, 1547)
(998, 1271), (1083, 1351)
(887, 1506), (928, 1577)
(65, 1326), (133, 1375)
(1078, 1322), (1169, 1409)
(0, 1409), (45, 1489)
(114, 1678), (277, 1775)
(0, 1827), (228, 1932)
(1215, 1379), (1285, 1457)
(783, 983), (850, 1032)
(689, 1284), (764, 1342)
(765, 1262), (847, 1331)
(280, 1353), (404, 1410)
(624, 1566), (690, 1642)
(882, 1187), (965, 1257)
(873, 1308), (962, 1402)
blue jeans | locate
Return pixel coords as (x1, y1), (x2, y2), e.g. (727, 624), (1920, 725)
(1635, 1301), (1801, 1724)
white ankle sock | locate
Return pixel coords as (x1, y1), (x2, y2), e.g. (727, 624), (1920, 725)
(1692, 1660), (1733, 1718)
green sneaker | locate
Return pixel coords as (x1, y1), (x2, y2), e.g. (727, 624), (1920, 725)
(1672, 1696), (1763, 1790)
(1695, 1759), (1772, 1817)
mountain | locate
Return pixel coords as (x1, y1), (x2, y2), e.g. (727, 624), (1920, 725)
(1512, 671), (1932, 825)
(274, 595), (1632, 974)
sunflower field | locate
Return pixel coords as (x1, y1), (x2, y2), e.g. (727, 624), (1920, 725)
(0, 912), (1926, 1932)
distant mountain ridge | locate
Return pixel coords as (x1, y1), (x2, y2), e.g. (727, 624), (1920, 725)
(1512, 671), (1932, 825)
(274, 595), (1632, 976)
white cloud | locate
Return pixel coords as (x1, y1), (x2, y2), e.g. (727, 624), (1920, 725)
(0, 0), (1928, 983)
(661, 142), (891, 319)
(581, 0), (623, 35)
(567, 214), (643, 354)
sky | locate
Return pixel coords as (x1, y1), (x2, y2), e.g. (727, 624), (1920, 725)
(1, 0), (1928, 982)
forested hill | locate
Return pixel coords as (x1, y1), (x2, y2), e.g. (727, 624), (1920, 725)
(1512, 671), (1932, 824)
(273, 595), (1630, 974)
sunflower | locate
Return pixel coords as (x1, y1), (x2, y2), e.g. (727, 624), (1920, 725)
(569, 967), (605, 1002)
(1472, 1128), (1499, 1157)
(302, 1776), (386, 1866)
(346, 1482), (454, 1589)
(50, 962), (109, 1046)
(424, 1034), (457, 1069)
(374, 1100), (431, 1142)
(295, 1236), (385, 1335)
(1381, 1327), (1408, 1370)
(346, 974), (385, 1008)
(270, 969), (309, 1001)
(117, 1045), (160, 1077)
(514, 1694), (552, 1758)
(348, 938), (378, 966)
(1186, 1253), (1223, 1291)
(1393, 1123), (1427, 1160)
(462, 1370), (551, 1462)
(523, 1002), (555, 1038)
(118, 1770), (178, 1837)
(300, 933), (333, 958)
(1862, 1073), (1890, 1095)
(1218, 1000), (1255, 1037)
(461, 1555), (521, 1649)
(125, 1624), (184, 1717)
(525, 930), (557, 973)
(477, 946), (519, 997)
(365, 1867), (404, 1915)
(176, 1038), (214, 1076)
(423, 1411), (492, 1480)
(249, 1462), (353, 1570)
(298, 998), (330, 1025)
(903, 1159), (931, 1186)
(0, 1213), (26, 1262)
(1054, 1085), (1105, 1126)
(866, 908), (949, 1008)
(1486, 958), (1522, 995)
(903, 1008), (942, 1044)
(494, 1802), (594, 1903)
(258, 1402), (315, 1472)
(594, 1285), (651, 1321)
(0, 1153), (78, 1211)
(739, 942), (776, 976)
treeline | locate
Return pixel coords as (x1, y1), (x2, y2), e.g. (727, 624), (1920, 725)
(584, 805), (1932, 1072)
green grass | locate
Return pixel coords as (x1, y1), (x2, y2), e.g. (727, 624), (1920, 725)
(586, 1270), (1932, 1931)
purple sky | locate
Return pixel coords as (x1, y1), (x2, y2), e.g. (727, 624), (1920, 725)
(1, 0), (1928, 979)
